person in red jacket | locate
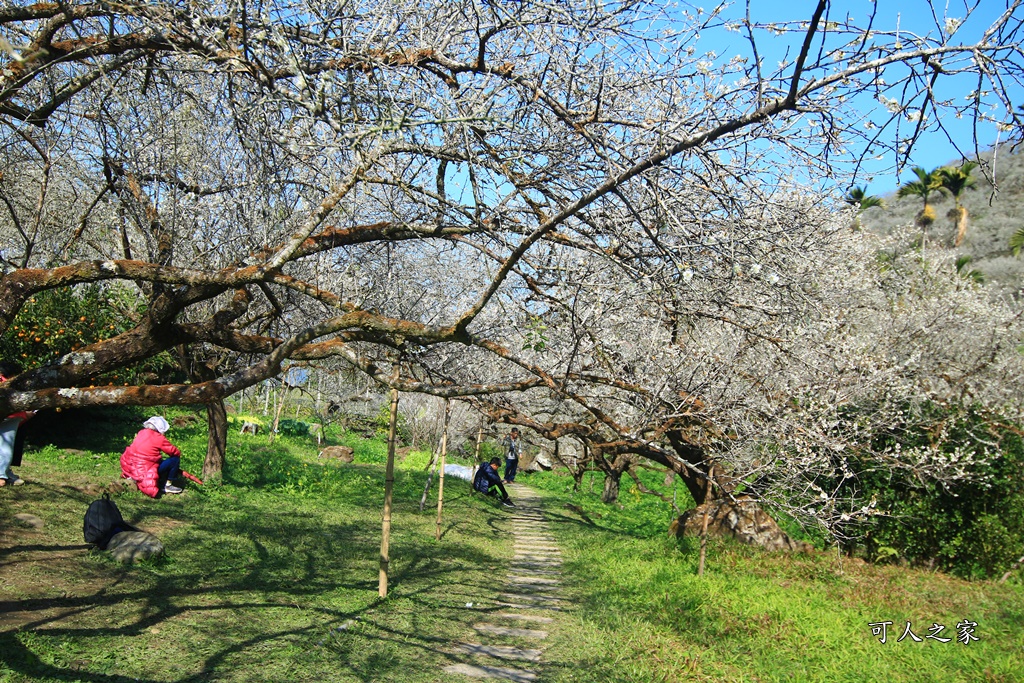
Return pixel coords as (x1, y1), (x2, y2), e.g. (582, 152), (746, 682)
(120, 416), (185, 497)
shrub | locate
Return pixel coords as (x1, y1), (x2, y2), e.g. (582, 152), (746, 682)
(278, 419), (309, 436)
(841, 405), (1024, 579)
(0, 284), (178, 384)
(373, 402), (410, 444)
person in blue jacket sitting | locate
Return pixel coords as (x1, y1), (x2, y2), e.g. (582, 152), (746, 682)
(473, 457), (515, 507)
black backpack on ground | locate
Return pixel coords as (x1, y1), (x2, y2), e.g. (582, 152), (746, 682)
(83, 493), (138, 550)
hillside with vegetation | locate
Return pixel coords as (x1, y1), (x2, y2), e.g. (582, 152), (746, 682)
(861, 144), (1024, 292)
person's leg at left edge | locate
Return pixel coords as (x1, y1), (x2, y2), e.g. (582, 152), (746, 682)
(0, 417), (19, 486)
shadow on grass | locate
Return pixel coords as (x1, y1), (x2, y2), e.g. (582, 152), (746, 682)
(1, 468), (514, 683)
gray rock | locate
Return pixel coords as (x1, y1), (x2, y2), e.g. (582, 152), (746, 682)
(442, 663), (537, 681)
(522, 451), (554, 473)
(453, 643), (543, 662)
(13, 513), (44, 529)
(107, 531), (164, 564)
(473, 624), (549, 639)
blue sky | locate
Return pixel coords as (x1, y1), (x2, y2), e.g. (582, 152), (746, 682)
(706, 0), (1021, 193)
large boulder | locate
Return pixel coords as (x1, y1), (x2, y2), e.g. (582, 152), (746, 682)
(670, 497), (814, 553)
(318, 446), (355, 463)
(107, 531), (164, 564)
(522, 451), (554, 473)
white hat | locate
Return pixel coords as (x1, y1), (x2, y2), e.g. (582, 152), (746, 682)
(143, 416), (170, 434)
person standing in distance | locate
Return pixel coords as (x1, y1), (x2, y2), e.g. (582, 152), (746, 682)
(502, 427), (521, 484)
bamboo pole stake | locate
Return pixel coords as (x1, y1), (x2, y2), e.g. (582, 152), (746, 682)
(419, 462), (436, 512)
(379, 364), (400, 598)
(698, 473), (713, 577)
(269, 381), (288, 444)
(435, 398), (452, 541)
(474, 423), (484, 460)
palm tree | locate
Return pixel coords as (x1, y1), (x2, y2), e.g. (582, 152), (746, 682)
(844, 186), (885, 230)
(955, 255), (984, 284)
(1011, 227), (1024, 257)
(896, 166), (940, 240)
(935, 162), (978, 247)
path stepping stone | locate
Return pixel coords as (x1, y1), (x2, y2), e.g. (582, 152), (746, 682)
(498, 613), (554, 623)
(474, 624), (549, 639)
(508, 575), (560, 585)
(446, 486), (570, 681)
(513, 555), (561, 563)
(500, 590), (563, 599)
(496, 601), (565, 612)
(454, 643), (543, 662)
(495, 590), (566, 611)
(506, 583), (559, 593)
(443, 663), (538, 682)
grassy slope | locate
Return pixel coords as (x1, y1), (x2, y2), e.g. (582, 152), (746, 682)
(530, 470), (1024, 683)
(2, 410), (1022, 682)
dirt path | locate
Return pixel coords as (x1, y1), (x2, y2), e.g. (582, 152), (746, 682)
(443, 485), (565, 681)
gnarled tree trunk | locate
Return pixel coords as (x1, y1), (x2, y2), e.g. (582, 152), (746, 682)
(600, 469), (621, 504)
(204, 399), (227, 479)
(670, 497), (813, 553)
(663, 430), (805, 552)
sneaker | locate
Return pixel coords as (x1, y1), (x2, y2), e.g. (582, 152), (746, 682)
(163, 482), (183, 494)
(502, 500), (516, 508)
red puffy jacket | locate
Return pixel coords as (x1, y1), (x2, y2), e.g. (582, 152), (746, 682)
(120, 428), (182, 498)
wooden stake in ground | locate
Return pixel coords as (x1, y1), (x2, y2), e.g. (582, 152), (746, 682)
(269, 379), (288, 444)
(419, 462), (436, 513)
(698, 474), (712, 577)
(474, 424), (483, 460)
(379, 366), (400, 598)
(435, 398), (451, 541)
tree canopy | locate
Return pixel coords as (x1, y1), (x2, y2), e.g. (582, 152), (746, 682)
(1, 0), (1023, 531)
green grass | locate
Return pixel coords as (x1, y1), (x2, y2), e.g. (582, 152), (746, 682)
(1, 407), (516, 683)
(527, 470), (1024, 683)
(2, 410), (1022, 682)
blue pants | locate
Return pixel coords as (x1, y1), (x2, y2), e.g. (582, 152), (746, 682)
(0, 417), (19, 480)
(504, 458), (518, 482)
(158, 456), (182, 483)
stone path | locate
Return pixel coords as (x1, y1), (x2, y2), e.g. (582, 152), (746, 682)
(443, 485), (565, 680)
